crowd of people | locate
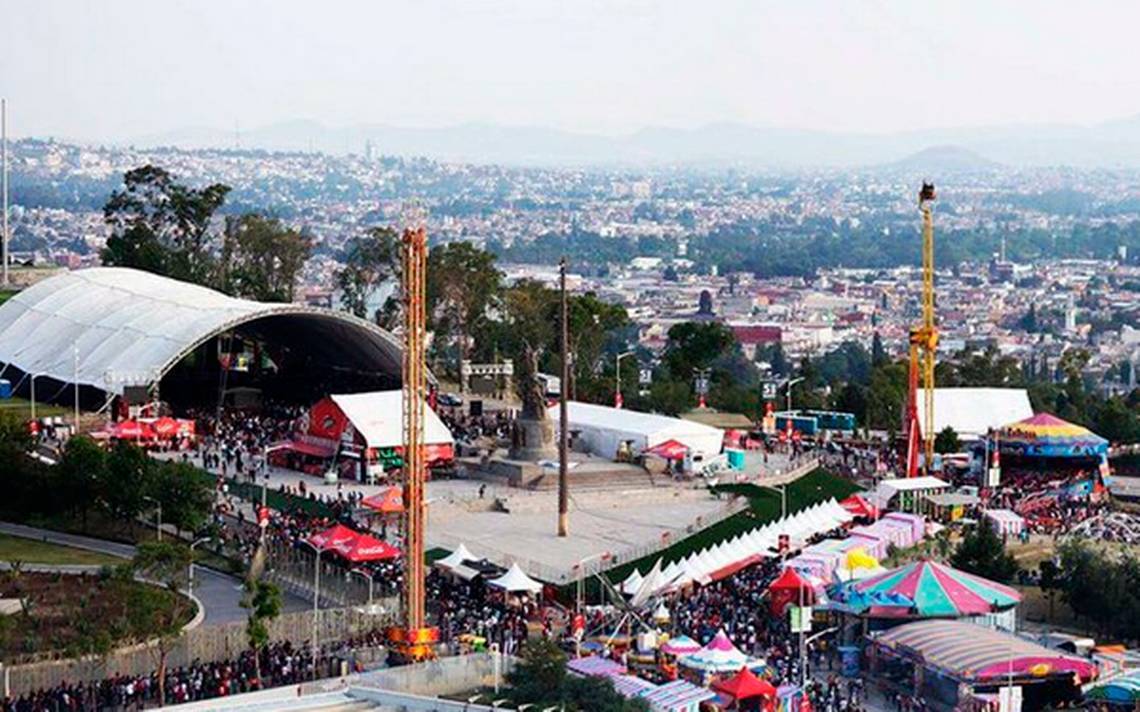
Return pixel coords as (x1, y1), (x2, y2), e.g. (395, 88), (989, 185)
(2, 635), (389, 712)
(428, 570), (534, 655)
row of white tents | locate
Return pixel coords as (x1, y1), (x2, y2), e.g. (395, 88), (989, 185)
(622, 498), (855, 607)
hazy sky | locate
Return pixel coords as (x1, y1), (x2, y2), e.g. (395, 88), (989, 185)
(5, 0), (1140, 141)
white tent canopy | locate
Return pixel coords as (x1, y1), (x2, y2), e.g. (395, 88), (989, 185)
(548, 401), (724, 461)
(330, 391), (454, 449)
(620, 567), (645, 595)
(0, 267), (407, 394)
(435, 543), (476, 571)
(488, 563), (544, 594)
(916, 387), (1033, 442)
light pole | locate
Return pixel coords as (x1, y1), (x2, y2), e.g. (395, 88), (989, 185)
(142, 496), (162, 541)
(349, 567), (375, 608)
(29, 372), (47, 423)
(692, 367), (712, 409)
(614, 351), (635, 409)
(73, 344), (81, 435)
(558, 257), (570, 537)
(188, 536), (213, 600)
(299, 539), (324, 680)
(785, 377), (805, 412)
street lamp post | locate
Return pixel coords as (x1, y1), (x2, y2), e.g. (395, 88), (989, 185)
(614, 351), (635, 409)
(188, 536), (213, 600)
(349, 567), (375, 608)
(785, 377), (805, 412)
(29, 372), (46, 423)
(299, 540), (324, 680)
(142, 496), (162, 541)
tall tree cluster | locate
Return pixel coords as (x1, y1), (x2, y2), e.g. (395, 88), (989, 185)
(101, 165), (312, 302)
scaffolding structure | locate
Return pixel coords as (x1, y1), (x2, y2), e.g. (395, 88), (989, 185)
(387, 225), (438, 662)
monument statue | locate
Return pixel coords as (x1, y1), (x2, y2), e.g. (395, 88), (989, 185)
(509, 344), (557, 460)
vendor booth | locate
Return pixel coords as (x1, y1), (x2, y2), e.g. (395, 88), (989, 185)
(711, 667), (777, 709)
(302, 390), (454, 481)
(550, 401), (724, 463)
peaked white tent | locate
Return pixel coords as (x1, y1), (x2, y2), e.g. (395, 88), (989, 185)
(435, 543), (476, 570)
(488, 563), (544, 594)
(330, 391), (454, 449)
(620, 567), (645, 595)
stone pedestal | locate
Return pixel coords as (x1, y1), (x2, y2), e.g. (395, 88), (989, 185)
(509, 417), (558, 461)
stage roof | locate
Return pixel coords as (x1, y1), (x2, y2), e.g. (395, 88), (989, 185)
(0, 267), (406, 395)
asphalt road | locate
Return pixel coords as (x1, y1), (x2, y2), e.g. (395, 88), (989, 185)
(0, 521), (308, 625)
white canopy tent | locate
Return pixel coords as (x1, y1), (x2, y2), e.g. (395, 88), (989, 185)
(549, 401), (724, 462)
(488, 563), (544, 594)
(330, 391), (454, 449)
(435, 543), (476, 570)
(916, 387), (1033, 443)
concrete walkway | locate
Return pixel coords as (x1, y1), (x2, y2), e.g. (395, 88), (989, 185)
(0, 521), (308, 625)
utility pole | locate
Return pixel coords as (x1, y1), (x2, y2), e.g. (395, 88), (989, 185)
(558, 257), (570, 537)
(2, 98), (8, 288)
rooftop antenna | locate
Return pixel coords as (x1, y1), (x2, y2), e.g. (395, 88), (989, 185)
(2, 97), (8, 287)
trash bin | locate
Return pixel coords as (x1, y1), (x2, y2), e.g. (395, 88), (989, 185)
(0, 379), (10, 399)
(726, 448), (745, 470)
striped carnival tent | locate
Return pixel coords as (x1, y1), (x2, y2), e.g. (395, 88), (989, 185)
(639, 680), (716, 712)
(610, 674), (659, 699)
(1087, 669), (1140, 704)
(997, 412), (1108, 459)
(875, 620), (1098, 684)
(830, 559), (1020, 618)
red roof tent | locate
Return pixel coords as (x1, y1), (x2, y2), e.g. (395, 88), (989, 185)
(307, 524), (359, 550)
(304, 393), (454, 465)
(332, 532), (401, 562)
(280, 440), (337, 458)
(362, 486), (405, 514)
(768, 567), (816, 616)
(644, 439), (690, 460)
(111, 420), (155, 440)
(841, 494), (879, 520)
(712, 666), (777, 702)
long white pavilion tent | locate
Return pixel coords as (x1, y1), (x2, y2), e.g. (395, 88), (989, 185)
(549, 401), (724, 462)
(915, 387), (1033, 444)
(627, 498), (855, 603)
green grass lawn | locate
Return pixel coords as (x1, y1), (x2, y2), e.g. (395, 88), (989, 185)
(0, 397), (69, 420)
(0, 533), (124, 566)
(0, 290), (14, 306)
(570, 468), (861, 599)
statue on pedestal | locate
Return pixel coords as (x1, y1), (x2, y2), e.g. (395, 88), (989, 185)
(509, 344), (557, 461)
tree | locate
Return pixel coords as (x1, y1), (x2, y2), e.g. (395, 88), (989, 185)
(506, 637), (567, 704)
(934, 426), (961, 454)
(153, 461), (214, 536)
(871, 331), (888, 367)
(100, 442), (155, 529)
(102, 165), (230, 286)
(1039, 558), (1061, 621)
(336, 227), (401, 323)
(662, 321), (737, 381)
(951, 522), (1019, 584)
(865, 361), (908, 431)
(57, 436), (105, 528)
(131, 541), (195, 706)
(426, 242), (502, 376)
(1020, 303), (1039, 333)
(221, 214), (312, 302)
(242, 579), (283, 686)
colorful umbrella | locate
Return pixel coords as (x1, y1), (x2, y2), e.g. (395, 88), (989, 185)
(112, 420), (155, 440)
(331, 532), (401, 562)
(832, 559), (1020, 618)
(307, 524), (359, 551)
(151, 417), (180, 437)
(645, 439), (689, 460)
(361, 486), (405, 513)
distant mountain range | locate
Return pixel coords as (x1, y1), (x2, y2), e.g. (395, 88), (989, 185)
(124, 114), (1140, 168)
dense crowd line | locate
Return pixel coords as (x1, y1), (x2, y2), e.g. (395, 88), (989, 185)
(2, 635), (391, 712)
